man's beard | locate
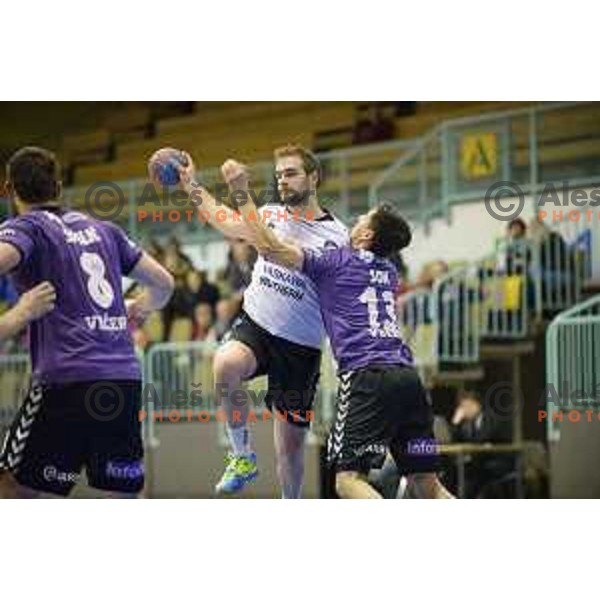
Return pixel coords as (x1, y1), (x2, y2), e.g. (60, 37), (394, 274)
(281, 188), (312, 207)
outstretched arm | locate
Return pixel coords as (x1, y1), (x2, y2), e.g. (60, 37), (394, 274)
(177, 153), (256, 243)
(221, 159), (304, 271)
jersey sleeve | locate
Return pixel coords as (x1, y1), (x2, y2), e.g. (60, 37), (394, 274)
(106, 223), (143, 276)
(0, 218), (37, 265)
(301, 247), (344, 283)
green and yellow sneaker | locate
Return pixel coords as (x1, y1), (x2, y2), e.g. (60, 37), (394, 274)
(215, 452), (258, 494)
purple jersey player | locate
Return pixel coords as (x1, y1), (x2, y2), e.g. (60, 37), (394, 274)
(221, 158), (453, 500)
(0, 147), (174, 499)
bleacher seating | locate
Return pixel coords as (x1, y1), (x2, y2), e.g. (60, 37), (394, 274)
(58, 101), (600, 237)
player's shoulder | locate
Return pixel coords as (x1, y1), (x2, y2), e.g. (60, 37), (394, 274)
(314, 208), (347, 232)
(351, 248), (395, 270)
(0, 212), (43, 237)
(315, 243), (353, 267)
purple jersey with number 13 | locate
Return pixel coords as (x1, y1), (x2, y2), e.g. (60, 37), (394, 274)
(0, 208), (142, 384)
(302, 245), (414, 373)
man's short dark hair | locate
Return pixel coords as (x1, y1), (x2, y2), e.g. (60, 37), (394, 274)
(6, 146), (60, 204)
(369, 203), (412, 258)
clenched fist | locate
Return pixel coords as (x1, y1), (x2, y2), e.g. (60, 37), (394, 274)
(221, 159), (251, 192)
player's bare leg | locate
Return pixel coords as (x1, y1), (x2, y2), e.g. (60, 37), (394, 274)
(406, 472), (455, 499)
(213, 341), (259, 493)
(336, 471), (383, 499)
(273, 420), (307, 499)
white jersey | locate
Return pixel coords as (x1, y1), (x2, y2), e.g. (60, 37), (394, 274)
(243, 204), (349, 348)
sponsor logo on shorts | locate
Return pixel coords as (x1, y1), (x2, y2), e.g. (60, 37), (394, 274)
(406, 438), (439, 455)
(353, 443), (387, 458)
(43, 465), (80, 485)
(106, 460), (144, 481)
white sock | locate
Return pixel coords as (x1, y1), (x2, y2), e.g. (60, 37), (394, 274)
(227, 425), (252, 456)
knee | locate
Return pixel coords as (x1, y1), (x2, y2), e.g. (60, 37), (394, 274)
(213, 349), (240, 382)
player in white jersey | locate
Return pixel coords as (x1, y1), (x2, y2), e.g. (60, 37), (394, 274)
(178, 145), (348, 497)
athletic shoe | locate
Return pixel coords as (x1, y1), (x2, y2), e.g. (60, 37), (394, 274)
(215, 452), (258, 494)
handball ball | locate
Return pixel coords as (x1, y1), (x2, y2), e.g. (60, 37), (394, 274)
(148, 148), (188, 186)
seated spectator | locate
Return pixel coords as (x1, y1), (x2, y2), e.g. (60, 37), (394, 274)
(192, 303), (215, 342)
(186, 269), (220, 310)
(221, 240), (257, 298)
(449, 390), (514, 498)
(501, 218), (530, 275)
(163, 235), (193, 279)
(352, 103), (395, 145)
(162, 274), (196, 339)
(145, 237), (164, 263)
(529, 219), (575, 311)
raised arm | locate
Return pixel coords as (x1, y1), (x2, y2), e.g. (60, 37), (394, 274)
(177, 152), (256, 242)
(221, 159), (304, 271)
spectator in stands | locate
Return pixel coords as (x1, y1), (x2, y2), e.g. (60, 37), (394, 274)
(163, 235), (192, 279)
(162, 274), (195, 339)
(211, 297), (239, 341)
(529, 218), (575, 313)
(186, 269), (220, 311)
(221, 240), (257, 297)
(352, 103), (395, 145)
(502, 218), (530, 274)
(529, 218), (570, 272)
(192, 302), (215, 342)
(449, 389), (514, 498)
(145, 237), (165, 264)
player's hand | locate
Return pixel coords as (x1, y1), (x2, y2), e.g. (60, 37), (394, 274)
(177, 151), (197, 189)
(126, 298), (150, 328)
(17, 282), (56, 321)
(221, 159), (251, 192)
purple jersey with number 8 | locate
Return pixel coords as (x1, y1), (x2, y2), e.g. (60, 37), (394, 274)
(302, 245), (414, 373)
(0, 208), (142, 384)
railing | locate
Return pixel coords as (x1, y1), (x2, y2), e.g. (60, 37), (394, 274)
(397, 266), (481, 374)
(433, 266), (480, 364)
(143, 340), (340, 446)
(477, 234), (583, 339)
(369, 102), (600, 246)
(546, 295), (600, 442)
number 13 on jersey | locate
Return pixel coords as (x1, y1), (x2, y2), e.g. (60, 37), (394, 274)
(359, 287), (400, 339)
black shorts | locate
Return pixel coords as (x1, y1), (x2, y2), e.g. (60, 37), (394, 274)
(224, 311), (321, 428)
(0, 380), (144, 497)
(327, 365), (440, 475)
